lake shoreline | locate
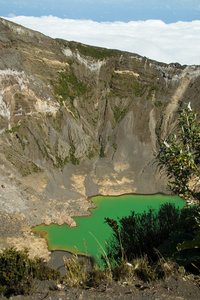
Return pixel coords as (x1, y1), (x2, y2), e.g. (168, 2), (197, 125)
(33, 192), (182, 228)
(33, 194), (186, 267)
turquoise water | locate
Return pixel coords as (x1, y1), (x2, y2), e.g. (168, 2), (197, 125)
(33, 194), (185, 266)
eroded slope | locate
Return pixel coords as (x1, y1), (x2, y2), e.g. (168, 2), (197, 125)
(0, 17), (200, 257)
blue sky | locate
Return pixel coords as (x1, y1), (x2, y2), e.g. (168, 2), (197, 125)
(1, 0), (200, 23)
(0, 1), (200, 65)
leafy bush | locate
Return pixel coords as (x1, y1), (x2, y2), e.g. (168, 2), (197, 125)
(0, 247), (60, 297)
(104, 203), (199, 263)
(158, 103), (200, 201)
(158, 103), (200, 271)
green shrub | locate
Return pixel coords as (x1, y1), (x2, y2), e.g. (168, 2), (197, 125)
(158, 103), (200, 201)
(158, 103), (200, 272)
(0, 247), (60, 297)
(104, 204), (199, 263)
(0, 247), (33, 297)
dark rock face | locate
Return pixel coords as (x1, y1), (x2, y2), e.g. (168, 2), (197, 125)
(0, 17), (200, 254)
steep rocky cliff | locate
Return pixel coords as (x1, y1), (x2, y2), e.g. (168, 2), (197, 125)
(0, 17), (200, 256)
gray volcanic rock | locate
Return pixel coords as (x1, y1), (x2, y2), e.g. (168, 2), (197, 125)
(0, 17), (200, 256)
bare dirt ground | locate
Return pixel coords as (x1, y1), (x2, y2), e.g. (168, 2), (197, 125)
(1, 274), (200, 300)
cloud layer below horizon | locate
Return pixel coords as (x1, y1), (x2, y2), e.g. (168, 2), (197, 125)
(3, 15), (200, 66)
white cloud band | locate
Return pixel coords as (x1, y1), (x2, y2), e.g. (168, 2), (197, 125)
(2, 15), (200, 65)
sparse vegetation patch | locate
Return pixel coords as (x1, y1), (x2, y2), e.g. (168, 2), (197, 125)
(52, 68), (87, 110)
(113, 105), (128, 123)
(68, 42), (116, 60)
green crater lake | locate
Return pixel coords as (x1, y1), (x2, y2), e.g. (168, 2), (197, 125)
(33, 194), (185, 266)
